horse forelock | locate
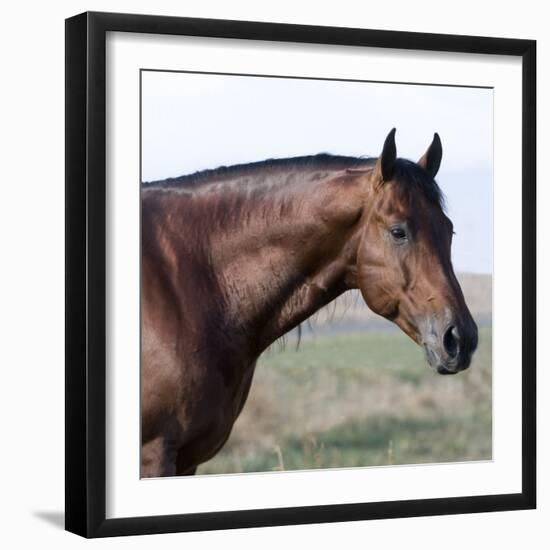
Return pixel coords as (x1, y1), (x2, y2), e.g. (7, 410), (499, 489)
(391, 158), (446, 211)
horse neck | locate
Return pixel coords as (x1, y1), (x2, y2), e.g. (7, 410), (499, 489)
(206, 172), (366, 354)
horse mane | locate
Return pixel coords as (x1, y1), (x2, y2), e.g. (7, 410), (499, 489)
(142, 154), (444, 208)
(142, 154), (374, 190)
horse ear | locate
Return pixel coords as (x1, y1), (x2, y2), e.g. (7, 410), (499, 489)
(373, 128), (397, 183)
(418, 133), (443, 178)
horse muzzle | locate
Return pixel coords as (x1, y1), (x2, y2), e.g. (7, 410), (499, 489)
(420, 315), (478, 375)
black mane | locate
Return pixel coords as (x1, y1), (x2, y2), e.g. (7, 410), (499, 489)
(142, 153), (444, 208)
(142, 154), (374, 189)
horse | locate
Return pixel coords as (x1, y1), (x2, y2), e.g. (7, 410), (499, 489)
(140, 129), (478, 477)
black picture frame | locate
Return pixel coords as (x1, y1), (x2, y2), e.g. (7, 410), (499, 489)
(65, 11), (536, 538)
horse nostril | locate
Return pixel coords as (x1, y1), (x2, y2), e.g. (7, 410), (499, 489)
(443, 325), (459, 358)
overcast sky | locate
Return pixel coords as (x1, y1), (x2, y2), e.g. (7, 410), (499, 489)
(142, 71), (493, 274)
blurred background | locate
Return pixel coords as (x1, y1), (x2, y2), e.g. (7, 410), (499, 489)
(142, 70), (493, 475)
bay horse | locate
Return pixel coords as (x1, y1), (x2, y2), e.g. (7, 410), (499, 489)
(140, 129), (478, 477)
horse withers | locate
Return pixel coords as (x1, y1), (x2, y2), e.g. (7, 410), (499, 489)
(140, 129), (478, 477)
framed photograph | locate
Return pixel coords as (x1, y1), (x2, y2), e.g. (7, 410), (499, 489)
(65, 11), (536, 538)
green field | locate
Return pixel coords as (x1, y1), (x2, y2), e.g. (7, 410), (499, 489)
(197, 326), (492, 475)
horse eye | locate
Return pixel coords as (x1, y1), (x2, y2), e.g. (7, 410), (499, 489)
(390, 226), (407, 241)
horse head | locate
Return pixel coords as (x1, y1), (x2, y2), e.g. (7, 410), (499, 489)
(356, 129), (478, 374)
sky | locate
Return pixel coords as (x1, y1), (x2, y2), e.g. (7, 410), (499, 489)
(142, 71), (493, 274)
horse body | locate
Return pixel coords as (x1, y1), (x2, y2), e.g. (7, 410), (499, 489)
(141, 131), (478, 477)
(141, 160), (368, 476)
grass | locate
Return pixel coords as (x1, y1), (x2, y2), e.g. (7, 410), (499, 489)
(197, 326), (492, 475)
